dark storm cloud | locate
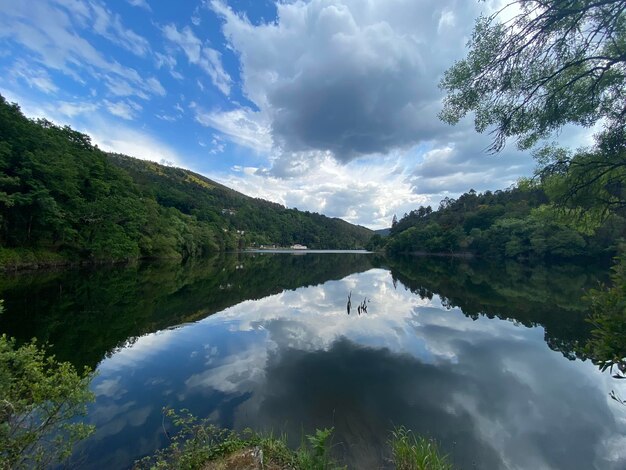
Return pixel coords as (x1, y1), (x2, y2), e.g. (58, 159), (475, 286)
(213, 0), (485, 161)
(208, 0), (596, 226)
(268, 57), (446, 161)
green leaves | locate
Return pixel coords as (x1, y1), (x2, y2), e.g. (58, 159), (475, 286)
(584, 252), (626, 379)
(0, 94), (372, 269)
(137, 409), (341, 470)
(390, 426), (452, 470)
(441, 0), (626, 153)
(0, 334), (95, 469)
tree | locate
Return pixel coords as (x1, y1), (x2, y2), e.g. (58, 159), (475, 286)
(439, 0), (626, 222)
(0, 302), (95, 469)
(0, 95), (372, 267)
(440, 0), (626, 388)
(584, 251), (626, 402)
(440, 0), (626, 153)
(440, 0), (626, 212)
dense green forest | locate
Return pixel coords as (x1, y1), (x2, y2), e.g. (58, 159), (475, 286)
(109, 154), (372, 251)
(370, 184), (625, 262)
(0, 96), (371, 269)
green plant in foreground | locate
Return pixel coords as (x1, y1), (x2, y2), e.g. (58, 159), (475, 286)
(584, 253), (626, 402)
(135, 408), (342, 470)
(138, 409), (457, 469)
(295, 426), (338, 470)
(390, 426), (452, 470)
(0, 329), (95, 469)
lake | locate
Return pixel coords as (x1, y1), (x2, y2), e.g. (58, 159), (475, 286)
(1, 252), (625, 469)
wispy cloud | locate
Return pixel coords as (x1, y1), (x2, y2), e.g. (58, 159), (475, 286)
(126, 0), (151, 11)
(155, 114), (174, 122)
(90, 2), (151, 56)
(9, 59), (58, 94)
(0, 0), (164, 100)
(193, 104), (272, 152)
(154, 52), (176, 69)
(162, 23), (232, 95)
(208, 135), (225, 155)
(57, 100), (99, 117)
(104, 99), (142, 120)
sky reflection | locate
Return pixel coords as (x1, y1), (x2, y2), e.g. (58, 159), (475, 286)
(77, 266), (626, 470)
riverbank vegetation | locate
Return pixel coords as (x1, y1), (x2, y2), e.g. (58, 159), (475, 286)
(376, 184), (624, 263)
(135, 409), (451, 470)
(0, 303), (95, 468)
(584, 252), (626, 384)
(0, 95), (371, 270)
(435, 0), (626, 391)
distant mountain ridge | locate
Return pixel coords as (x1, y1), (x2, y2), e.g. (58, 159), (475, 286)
(0, 95), (372, 269)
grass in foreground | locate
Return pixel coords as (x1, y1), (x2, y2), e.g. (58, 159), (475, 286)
(390, 426), (452, 470)
(133, 408), (340, 470)
(135, 409), (452, 470)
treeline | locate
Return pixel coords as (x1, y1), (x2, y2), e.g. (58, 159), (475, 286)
(0, 96), (371, 269)
(369, 185), (625, 262)
(110, 154), (372, 250)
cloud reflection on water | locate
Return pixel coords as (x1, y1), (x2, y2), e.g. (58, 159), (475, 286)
(81, 267), (626, 469)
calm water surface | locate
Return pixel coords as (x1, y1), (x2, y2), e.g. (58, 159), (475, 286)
(1, 253), (625, 469)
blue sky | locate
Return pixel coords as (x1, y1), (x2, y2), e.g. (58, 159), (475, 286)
(0, 0), (592, 228)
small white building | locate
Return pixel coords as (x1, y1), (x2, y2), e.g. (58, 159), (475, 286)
(290, 244), (307, 250)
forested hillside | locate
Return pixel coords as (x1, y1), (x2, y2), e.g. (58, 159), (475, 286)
(372, 185), (625, 262)
(0, 96), (371, 269)
(109, 154), (372, 250)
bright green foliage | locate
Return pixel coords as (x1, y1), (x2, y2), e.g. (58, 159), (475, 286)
(134, 409), (342, 470)
(384, 185), (622, 261)
(0, 96), (151, 264)
(440, 0), (626, 153)
(109, 154), (371, 251)
(584, 253), (626, 381)
(536, 142), (626, 218)
(0, 329), (95, 469)
(296, 427), (336, 470)
(440, 1), (626, 216)
(136, 409), (455, 470)
(390, 426), (452, 470)
(0, 95), (371, 269)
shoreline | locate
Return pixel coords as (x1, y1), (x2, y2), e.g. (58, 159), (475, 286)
(0, 249), (373, 274)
